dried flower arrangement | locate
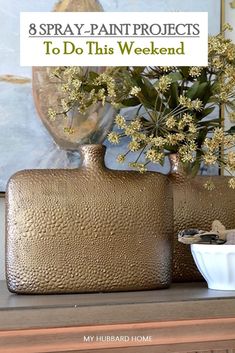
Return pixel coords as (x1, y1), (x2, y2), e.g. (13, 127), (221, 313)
(48, 25), (235, 188)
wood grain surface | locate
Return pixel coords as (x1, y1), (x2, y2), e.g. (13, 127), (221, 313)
(1, 318), (235, 353)
(1, 281), (235, 352)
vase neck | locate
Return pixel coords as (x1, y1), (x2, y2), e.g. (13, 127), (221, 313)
(79, 144), (106, 170)
(168, 153), (184, 175)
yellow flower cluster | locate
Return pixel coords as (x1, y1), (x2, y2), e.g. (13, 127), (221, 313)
(128, 162), (147, 173)
(48, 29), (235, 188)
(48, 108), (57, 121)
(203, 154), (217, 166)
(166, 133), (185, 146)
(157, 76), (172, 93)
(107, 131), (120, 144)
(48, 66), (134, 128)
(208, 32), (235, 109)
(150, 136), (165, 148)
(94, 73), (117, 101)
(130, 86), (141, 96)
(189, 67), (202, 78)
(146, 149), (164, 164)
(203, 128), (224, 153)
(117, 154), (126, 164)
(178, 143), (197, 163)
(63, 127), (75, 135)
(229, 178), (235, 189)
(223, 23), (233, 32)
(204, 180), (216, 191)
(129, 140), (141, 152)
(166, 116), (176, 129)
(160, 66), (175, 72)
(229, 112), (235, 123)
(115, 114), (126, 128)
(227, 152), (235, 172)
(110, 107), (234, 187)
(179, 96), (203, 111)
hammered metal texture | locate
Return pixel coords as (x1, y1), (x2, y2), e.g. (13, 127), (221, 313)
(6, 145), (173, 294)
(171, 173), (235, 282)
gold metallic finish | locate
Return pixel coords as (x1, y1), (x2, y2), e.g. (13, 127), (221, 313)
(221, 0), (225, 31)
(231, 0), (235, 9)
(0, 75), (31, 84)
(169, 154), (235, 282)
(6, 145), (173, 294)
(54, 0), (103, 12)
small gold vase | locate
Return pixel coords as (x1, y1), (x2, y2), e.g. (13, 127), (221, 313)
(6, 145), (174, 294)
(169, 153), (235, 282)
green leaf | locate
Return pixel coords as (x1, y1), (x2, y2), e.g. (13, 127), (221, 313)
(197, 128), (209, 147)
(197, 82), (210, 100)
(190, 159), (201, 177)
(142, 77), (157, 97)
(167, 72), (183, 82)
(198, 68), (208, 83)
(88, 71), (99, 80)
(198, 118), (219, 127)
(132, 67), (145, 75)
(180, 67), (190, 78)
(139, 77), (164, 110)
(202, 107), (215, 117)
(187, 82), (200, 99)
(226, 126), (235, 134)
(168, 82), (179, 108)
(121, 97), (140, 107)
(187, 82), (209, 101)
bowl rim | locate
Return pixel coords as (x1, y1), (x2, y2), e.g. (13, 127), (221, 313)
(191, 243), (235, 252)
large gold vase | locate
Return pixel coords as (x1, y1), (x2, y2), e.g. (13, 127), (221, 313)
(169, 154), (235, 282)
(6, 145), (173, 294)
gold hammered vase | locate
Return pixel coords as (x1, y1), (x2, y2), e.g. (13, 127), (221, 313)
(6, 145), (173, 294)
(169, 154), (235, 282)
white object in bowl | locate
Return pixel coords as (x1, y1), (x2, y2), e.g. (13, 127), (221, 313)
(191, 244), (235, 290)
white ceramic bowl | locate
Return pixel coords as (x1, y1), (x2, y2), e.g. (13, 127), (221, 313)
(191, 244), (235, 291)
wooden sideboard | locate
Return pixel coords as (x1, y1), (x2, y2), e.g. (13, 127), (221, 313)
(1, 281), (235, 353)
